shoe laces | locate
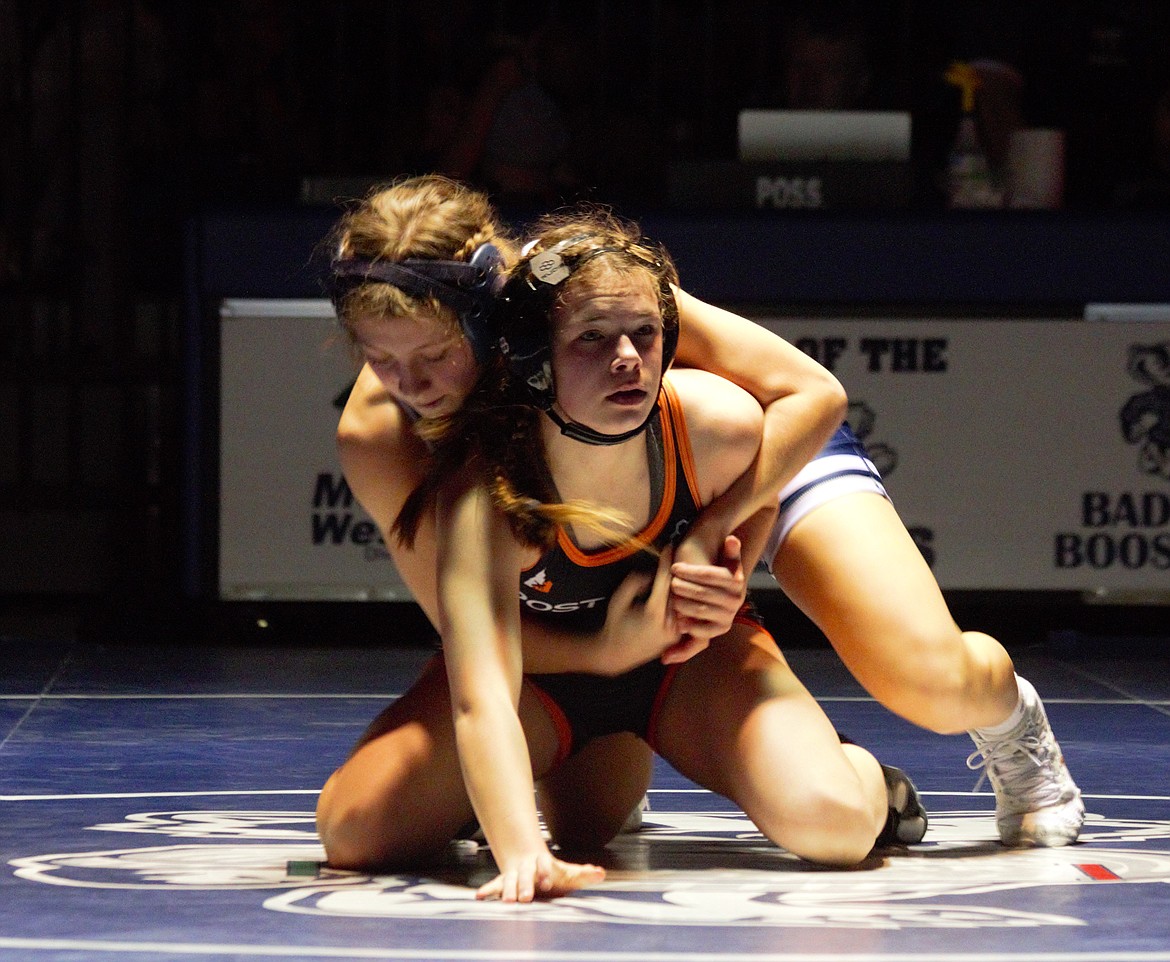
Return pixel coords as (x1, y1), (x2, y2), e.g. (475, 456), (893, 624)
(966, 726), (1059, 803)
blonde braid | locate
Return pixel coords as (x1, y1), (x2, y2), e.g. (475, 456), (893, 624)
(328, 175), (519, 339)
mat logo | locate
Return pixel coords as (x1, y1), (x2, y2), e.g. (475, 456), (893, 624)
(1120, 342), (1170, 482)
(88, 810), (320, 840)
(9, 844), (361, 891)
(10, 809), (1170, 930)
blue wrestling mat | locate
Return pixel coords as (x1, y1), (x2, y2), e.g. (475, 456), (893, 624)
(2, 636), (1170, 961)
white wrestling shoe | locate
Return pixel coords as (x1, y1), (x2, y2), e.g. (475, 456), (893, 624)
(967, 675), (1084, 847)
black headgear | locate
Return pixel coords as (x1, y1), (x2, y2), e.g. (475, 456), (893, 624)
(496, 236), (679, 446)
(328, 242), (504, 364)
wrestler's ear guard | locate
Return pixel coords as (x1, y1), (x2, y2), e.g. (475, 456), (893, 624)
(494, 240), (575, 412)
(328, 242), (505, 364)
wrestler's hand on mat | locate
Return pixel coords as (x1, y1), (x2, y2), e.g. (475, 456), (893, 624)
(595, 546), (681, 675)
(662, 535), (746, 663)
(476, 852), (606, 903)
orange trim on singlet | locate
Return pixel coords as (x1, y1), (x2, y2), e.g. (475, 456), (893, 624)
(523, 677), (574, 766)
(733, 605), (783, 655)
(645, 661), (681, 753)
(670, 387), (703, 511)
(554, 380), (699, 567)
(646, 606), (778, 752)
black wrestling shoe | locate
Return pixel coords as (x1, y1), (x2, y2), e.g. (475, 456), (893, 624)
(875, 764), (928, 846)
(454, 817), (486, 843)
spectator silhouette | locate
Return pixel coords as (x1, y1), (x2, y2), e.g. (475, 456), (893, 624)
(433, 16), (587, 209)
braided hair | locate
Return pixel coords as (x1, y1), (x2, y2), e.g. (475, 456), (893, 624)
(327, 174), (519, 350)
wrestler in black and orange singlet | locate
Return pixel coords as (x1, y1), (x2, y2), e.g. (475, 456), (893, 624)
(521, 380), (714, 762)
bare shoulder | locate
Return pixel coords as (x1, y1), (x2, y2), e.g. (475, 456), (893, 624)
(335, 363), (443, 621)
(665, 367), (763, 443)
(338, 366), (428, 474)
(338, 365), (420, 456)
(336, 364), (430, 533)
(664, 368), (762, 501)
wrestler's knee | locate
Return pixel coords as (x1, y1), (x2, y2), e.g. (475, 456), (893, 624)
(859, 620), (980, 733)
(538, 733), (652, 852)
(316, 770), (454, 869)
(757, 789), (877, 867)
(544, 807), (629, 852)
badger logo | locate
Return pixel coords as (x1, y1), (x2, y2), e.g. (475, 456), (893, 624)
(848, 400), (897, 477)
(1120, 343), (1170, 481)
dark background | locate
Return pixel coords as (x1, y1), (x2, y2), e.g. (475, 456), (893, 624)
(2, 0), (1169, 647)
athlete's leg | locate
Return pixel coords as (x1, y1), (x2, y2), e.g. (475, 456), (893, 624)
(316, 656), (563, 869)
(772, 490), (1082, 846)
(537, 732), (653, 851)
(772, 491), (1018, 734)
(653, 622), (888, 866)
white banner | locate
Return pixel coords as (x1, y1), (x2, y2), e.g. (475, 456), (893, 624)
(218, 302), (1170, 598)
(755, 318), (1170, 594)
(218, 299), (411, 601)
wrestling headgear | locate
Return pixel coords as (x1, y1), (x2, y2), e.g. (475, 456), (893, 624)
(328, 242), (504, 365)
(496, 236), (679, 446)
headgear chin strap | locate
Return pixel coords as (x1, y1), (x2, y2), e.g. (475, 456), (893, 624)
(539, 405), (654, 445)
(497, 237), (679, 446)
(329, 242), (504, 364)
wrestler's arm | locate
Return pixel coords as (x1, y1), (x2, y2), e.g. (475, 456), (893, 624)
(671, 288), (847, 562)
(650, 366), (778, 665)
(436, 469), (604, 902)
(336, 364), (443, 623)
(666, 368), (766, 516)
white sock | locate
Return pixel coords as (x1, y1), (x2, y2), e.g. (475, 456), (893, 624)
(973, 674), (1035, 737)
